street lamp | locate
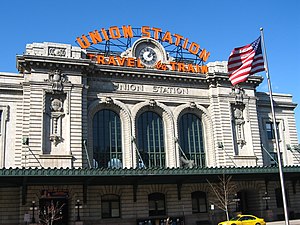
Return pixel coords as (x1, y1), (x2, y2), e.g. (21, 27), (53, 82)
(232, 194), (240, 212)
(29, 201), (38, 223)
(211, 204), (215, 225)
(262, 192), (271, 210)
(75, 199), (82, 221)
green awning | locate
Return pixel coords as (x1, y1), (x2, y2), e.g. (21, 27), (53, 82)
(0, 166), (299, 187)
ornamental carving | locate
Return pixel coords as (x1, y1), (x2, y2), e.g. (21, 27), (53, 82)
(232, 104), (246, 149)
(46, 70), (68, 93)
(189, 102), (196, 109)
(231, 86), (245, 104)
(48, 47), (66, 57)
(49, 98), (65, 146)
(50, 98), (63, 112)
(104, 97), (113, 104)
(149, 99), (156, 107)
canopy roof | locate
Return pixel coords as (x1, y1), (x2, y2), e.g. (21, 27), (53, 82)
(1, 166), (299, 187)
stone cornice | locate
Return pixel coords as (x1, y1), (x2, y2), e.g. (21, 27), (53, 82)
(258, 101), (297, 109)
(206, 72), (263, 88)
(16, 54), (264, 89)
(17, 55), (91, 73)
(0, 83), (23, 91)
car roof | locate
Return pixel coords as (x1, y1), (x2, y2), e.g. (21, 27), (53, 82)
(238, 215), (258, 217)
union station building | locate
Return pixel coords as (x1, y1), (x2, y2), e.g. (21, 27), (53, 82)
(0, 26), (299, 225)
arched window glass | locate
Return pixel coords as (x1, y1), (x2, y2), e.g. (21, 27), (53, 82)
(93, 109), (122, 168)
(137, 111), (165, 168)
(179, 113), (205, 167)
(192, 191), (207, 213)
(101, 194), (120, 218)
(148, 193), (166, 216)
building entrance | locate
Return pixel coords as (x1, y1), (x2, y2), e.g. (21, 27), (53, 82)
(39, 197), (68, 225)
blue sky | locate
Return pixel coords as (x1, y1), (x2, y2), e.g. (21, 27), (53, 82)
(0, 0), (299, 139)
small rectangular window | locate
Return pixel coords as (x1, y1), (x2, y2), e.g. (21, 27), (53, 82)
(192, 191), (207, 213)
(101, 194), (120, 218)
(148, 193), (166, 216)
(269, 152), (283, 166)
(266, 122), (280, 140)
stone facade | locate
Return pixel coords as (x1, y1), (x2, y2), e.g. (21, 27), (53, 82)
(0, 41), (299, 225)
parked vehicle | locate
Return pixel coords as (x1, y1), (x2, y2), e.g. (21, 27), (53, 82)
(218, 214), (266, 225)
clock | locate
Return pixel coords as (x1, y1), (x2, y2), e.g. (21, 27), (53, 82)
(139, 47), (157, 66)
(131, 38), (168, 68)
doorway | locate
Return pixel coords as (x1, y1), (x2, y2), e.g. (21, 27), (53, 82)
(237, 189), (260, 215)
(39, 198), (68, 225)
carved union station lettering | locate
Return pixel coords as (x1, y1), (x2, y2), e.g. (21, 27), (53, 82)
(153, 86), (188, 95)
(116, 83), (144, 92)
(114, 83), (189, 95)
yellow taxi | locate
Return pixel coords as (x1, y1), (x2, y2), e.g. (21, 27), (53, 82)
(218, 214), (266, 225)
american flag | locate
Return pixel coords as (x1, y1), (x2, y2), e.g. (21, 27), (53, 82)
(228, 37), (265, 86)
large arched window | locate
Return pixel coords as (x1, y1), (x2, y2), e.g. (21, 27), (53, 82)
(137, 111), (165, 168)
(93, 109), (122, 168)
(179, 113), (205, 167)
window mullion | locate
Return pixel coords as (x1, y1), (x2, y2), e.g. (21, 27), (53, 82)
(187, 118), (191, 157)
(152, 114), (156, 167)
(195, 118), (201, 167)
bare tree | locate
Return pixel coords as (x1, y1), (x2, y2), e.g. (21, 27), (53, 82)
(39, 200), (65, 225)
(207, 174), (237, 221)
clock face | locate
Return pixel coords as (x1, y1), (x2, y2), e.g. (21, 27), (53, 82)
(138, 47), (157, 66)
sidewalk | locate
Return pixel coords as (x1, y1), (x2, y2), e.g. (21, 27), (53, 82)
(266, 219), (300, 225)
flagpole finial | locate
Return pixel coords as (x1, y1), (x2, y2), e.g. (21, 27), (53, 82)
(260, 27), (263, 31)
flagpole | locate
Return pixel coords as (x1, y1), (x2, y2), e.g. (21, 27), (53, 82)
(260, 27), (289, 225)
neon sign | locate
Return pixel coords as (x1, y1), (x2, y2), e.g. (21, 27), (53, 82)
(76, 25), (210, 74)
(87, 53), (208, 74)
(76, 25), (210, 62)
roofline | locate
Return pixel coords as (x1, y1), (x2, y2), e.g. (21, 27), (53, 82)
(1, 166), (300, 177)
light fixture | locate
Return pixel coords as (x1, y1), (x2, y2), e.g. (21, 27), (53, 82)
(218, 142), (223, 148)
(29, 200), (38, 223)
(75, 199), (82, 221)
